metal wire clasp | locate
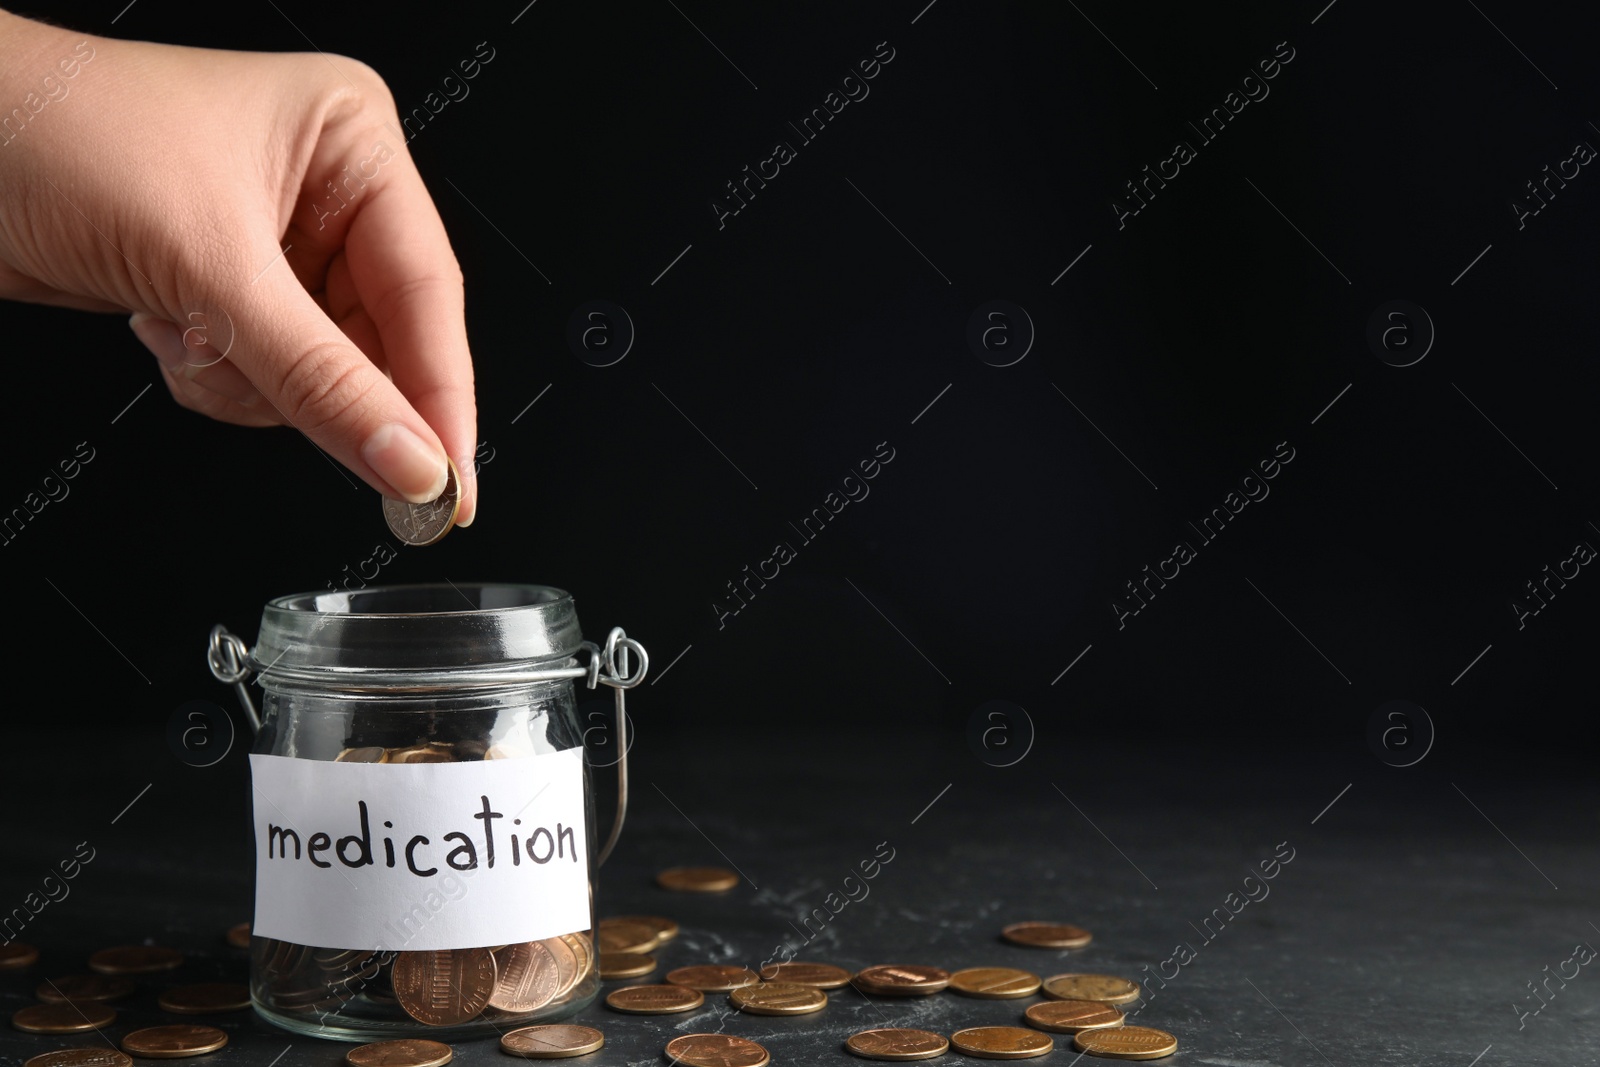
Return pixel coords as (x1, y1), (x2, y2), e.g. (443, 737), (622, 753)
(207, 624), (261, 734)
(578, 628), (648, 866)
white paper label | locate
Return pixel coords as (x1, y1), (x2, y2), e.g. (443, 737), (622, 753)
(249, 748), (590, 951)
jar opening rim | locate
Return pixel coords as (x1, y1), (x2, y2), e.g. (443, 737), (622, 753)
(270, 582), (572, 618)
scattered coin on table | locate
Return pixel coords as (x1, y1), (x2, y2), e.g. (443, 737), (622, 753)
(602, 915), (679, 942)
(852, 965), (950, 996)
(0, 943), (39, 969)
(1041, 974), (1141, 1005)
(595, 919), (661, 954)
(663, 1034), (770, 1067)
(345, 1039), (454, 1067)
(604, 984), (704, 1014)
(119, 1025), (229, 1058)
(499, 1024), (605, 1059)
(1023, 999), (1125, 1034)
(665, 965), (761, 992)
(845, 1029), (951, 1061)
(37, 975), (135, 1003)
(597, 952), (656, 980)
(948, 967), (1041, 999)
(729, 981), (828, 1016)
(13, 1004), (116, 1034)
(1073, 1026), (1177, 1060)
(88, 946), (183, 975)
(157, 983), (251, 1014)
(24, 1050), (132, 1067)
(758, 961), (853, 988)
(950, 1027), (1054, 1060)
(1000, 922), (1093, 949)
(224, 924), (251, 950)
(655, 867), (739, 893)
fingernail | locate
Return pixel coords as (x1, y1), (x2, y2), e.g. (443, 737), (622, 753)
(363, 423), (449, 503)
(128, 312), (188, 375)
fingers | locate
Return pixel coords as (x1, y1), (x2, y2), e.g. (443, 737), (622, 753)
(128, 313), (283, 428)
(222, 251), (452, 507)
(342, 155), (478, 526)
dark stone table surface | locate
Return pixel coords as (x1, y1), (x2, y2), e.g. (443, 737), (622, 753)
(2, 728), (1594, 1067)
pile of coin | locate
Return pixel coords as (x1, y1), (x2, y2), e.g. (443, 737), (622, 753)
(252, 933), (597, 1027)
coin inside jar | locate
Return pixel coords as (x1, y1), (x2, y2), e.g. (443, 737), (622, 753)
(729, 981), (827, 1016)
(950, 1027), (1054, 1060)
(382, 456), (461, 547)
(392, 948), (498, 1026)
(345, 1039), (454, 1067)
(488, 942), (562, 1013)
(88, 946), (183, 975)
(13, 1004), (116, 1034)
(758, 961), (852, 988)
(1073, 1026), (1177, 1060)
(24, 1050), (133, 1067)
(1000, 922), (1093, 950)
(598, 952), (656, 980)
(852, 965), (950, 996)
(665, 965), (761, 992)
(119, 1026), (229, 1058)
(1041, 974), (1140, 1005)
(37, 975), (136, 1003)
(663, 1034), (769, 1067)
(845, 1029), (950, 1061)
(157, 983), (252, 1014)
(603, 984), (704, 1014)
(655, 867), (739, 893)
(948, 967), (1041, 999)
(499, 1024), (606, 1059)
(1024, 999), (1125, 1034)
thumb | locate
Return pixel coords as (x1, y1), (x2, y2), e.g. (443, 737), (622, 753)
(224, 262), (449, 505)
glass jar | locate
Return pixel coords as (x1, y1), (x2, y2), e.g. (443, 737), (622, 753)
(207, 583), (646, 1042)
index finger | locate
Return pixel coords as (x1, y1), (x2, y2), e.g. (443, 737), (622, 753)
(343, 140), (479, 526)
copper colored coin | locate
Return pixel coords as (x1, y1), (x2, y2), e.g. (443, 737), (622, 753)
(948, 968), (1040, 999)
(655, 867), (739, 893)
(1023, 1000), (1124, 1035)
(598, 952), (656, 980)
(392, 948), (498, 1026)
(157, 983), (251, 1015)
(852, 965), (950, 996)
(845, 1029), (950, 1061)
(1041, 974), (1140, 1005)
(14, 1004), (116, 1034)
(346, 1039), (454, 1067)
(382, 456), (460, 547)
(604, 984), (704, 1014)
(596, 920), (661, 955)
(1001, 922), (1093, 950)
(24, 1050), (133, 1067)
(729, 981), (827, 1016)
(88, 946), (183, 975)
(950, 1028), (1053, 1060)
(662, 1034), (769, 1067)
(335, 747), (388, 763)
(758, 961), (852, 989)
(0, 943), (39, 969)
(1073, 1027), (1177, 1060)
(489, 942), (561, 1013)
(224, 924), (251, 950)
(604, 915), (679, 942)
(665, 965), (761, 992)
(38, 975), (136, 1003)
(120, 1026), (229, 1059)
(500, 1024), (605, 1059)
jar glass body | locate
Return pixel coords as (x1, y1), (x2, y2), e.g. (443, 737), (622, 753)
(242, 585), (604, 1042)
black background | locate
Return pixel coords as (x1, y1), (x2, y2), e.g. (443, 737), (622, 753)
(2, 2), (1598, 1063)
